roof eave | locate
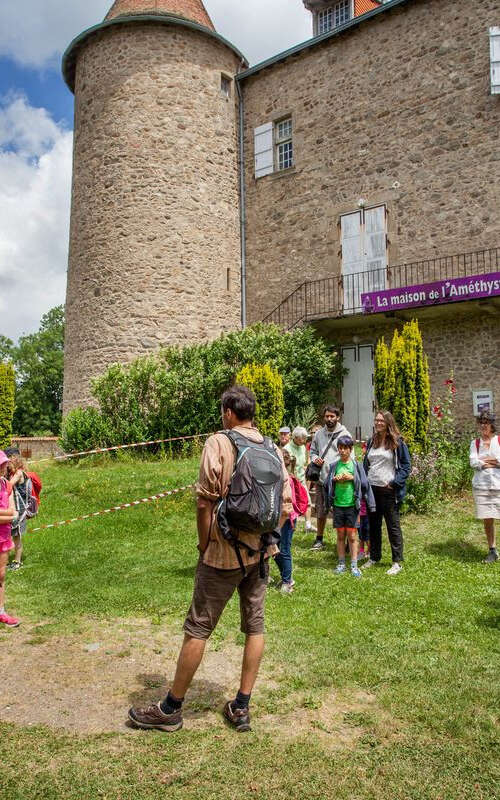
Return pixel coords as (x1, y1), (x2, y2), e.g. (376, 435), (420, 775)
(62, 13), (248, 93)
(236, 0), (413, 82)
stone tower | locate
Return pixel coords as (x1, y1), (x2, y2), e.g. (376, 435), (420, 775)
(62, 0), (247, 411)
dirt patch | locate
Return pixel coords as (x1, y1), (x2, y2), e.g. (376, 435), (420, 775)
(0, 618), (244, 734)
(0, 618), (385, 743)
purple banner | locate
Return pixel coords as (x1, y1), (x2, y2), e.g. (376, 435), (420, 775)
(361, 271), (500, 314)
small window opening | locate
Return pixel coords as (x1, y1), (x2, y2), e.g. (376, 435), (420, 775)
(226, 268), (231, 291)
(221, 75), (231, 99)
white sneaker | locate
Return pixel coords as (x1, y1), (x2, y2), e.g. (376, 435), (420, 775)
(386, 563), (402, 576)
(361, 559), (377, 569)
(305, 523), (317, 533)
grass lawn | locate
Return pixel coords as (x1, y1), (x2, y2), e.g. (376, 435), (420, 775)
(0, 454), (499, 800)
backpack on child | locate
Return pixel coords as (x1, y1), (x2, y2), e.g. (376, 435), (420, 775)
(217, 430), (284, 578)
(13, 473), (39, 525)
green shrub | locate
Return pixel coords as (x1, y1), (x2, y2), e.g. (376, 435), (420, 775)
(61, 323), (339, 452)
(60, 407), (114, 454)
(235, 363), (284, 439)
(0, 363), (15, 450)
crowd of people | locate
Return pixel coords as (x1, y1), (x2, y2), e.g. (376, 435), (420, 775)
(129, 386), (499, 735)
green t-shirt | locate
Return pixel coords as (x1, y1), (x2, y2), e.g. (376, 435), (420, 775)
(334, 459), (355, 507)
(285, 440), (307, 484)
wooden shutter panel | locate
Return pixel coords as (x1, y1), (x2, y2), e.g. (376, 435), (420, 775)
(254, 122), (274, 178)
(490, 27), (500, 95)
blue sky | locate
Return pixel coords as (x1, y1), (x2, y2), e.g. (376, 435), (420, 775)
(0, 1), (310, 342)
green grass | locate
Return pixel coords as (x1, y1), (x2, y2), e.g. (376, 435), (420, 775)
(0, 454), (499, 799)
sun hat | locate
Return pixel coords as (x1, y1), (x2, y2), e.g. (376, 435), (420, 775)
(279, 426), (291, 434)
(0, 451), (9, 467)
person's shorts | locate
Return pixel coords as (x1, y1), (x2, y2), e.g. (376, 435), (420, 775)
(0, 527), (14, 553)
(314, 484), (332, 520)
(11, 517), (27, 538)
(473, 488), (500, 520)
(183, 558), (268, 640)
(333, 505), (359, 530)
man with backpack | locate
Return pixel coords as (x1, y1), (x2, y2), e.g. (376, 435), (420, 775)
(129, 385), (292, 734)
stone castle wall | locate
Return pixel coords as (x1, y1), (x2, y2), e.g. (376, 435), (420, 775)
(63, 21), (241, 411)
(241, 0), (500, 323)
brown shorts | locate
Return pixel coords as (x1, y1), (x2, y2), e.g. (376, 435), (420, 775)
(314, 483), (332, 520)
(183, 558), (268, 640)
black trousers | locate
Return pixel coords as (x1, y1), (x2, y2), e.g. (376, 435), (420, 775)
(368, 486), (404, 563)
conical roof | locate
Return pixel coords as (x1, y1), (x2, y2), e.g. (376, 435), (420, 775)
(105, 0), (215, 30)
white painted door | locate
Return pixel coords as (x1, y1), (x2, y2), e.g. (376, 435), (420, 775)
(341, 344), (375, 441)
(340, 206), (387, 313)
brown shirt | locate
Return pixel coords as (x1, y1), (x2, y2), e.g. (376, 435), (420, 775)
(196, 425), (293, 570)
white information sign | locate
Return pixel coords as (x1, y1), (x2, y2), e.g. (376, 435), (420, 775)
(472, 389), (494, 416)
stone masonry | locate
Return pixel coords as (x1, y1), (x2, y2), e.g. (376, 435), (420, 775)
(241, 0), (500, 323)
(63, 18), (242, 411)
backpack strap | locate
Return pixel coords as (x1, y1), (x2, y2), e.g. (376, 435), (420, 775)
(476, 438), (480, 454)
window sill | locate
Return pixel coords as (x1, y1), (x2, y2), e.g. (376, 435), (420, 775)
(269, 166), (297, 181)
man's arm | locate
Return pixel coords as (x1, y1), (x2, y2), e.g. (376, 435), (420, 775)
(196, 498), (213, 554)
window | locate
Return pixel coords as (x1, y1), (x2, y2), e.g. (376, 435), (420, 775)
(275, 118), (293, 171)
(490, 27), (500, 95)
(318, 1), (351, 34)
(340, 205), (387, 312)
(254, 116), (294, 178)
(221, 74), (231, 98)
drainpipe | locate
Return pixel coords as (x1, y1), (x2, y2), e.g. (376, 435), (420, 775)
(236, 72), (247, 329)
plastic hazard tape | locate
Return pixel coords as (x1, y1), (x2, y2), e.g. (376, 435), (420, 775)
(29, 483), (195, 533)
(26, 432), (212, 465)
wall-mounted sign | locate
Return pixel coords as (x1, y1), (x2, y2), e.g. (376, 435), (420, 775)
(472, 389), (494, 416)
(361, 271), (500, 314)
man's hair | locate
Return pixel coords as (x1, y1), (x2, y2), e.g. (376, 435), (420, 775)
(337, 435), (354, 449)
(221, 385), (256, 421)
(323, 405), (340, 417)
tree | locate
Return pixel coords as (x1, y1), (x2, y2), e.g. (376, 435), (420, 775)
(6, 306), (65, 436)
(374, 320), (430, 449)
(0, 363), (15, 449)
(235, 363), (285, 440)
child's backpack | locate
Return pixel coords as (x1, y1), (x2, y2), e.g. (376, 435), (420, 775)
(290, 476), (309, 516)
(26, 471), (42, 508)
(13, 475), (37, 525)
(217, 430), (284, 577)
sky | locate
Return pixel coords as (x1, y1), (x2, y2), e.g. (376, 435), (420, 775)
(0, 0), (311, 343)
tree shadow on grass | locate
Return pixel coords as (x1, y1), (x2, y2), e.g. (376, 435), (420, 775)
(127, 673), (227, 721)
(425, 538), (485, 563)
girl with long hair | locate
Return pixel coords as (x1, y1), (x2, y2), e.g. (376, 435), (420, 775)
(362, 411), (411, 575)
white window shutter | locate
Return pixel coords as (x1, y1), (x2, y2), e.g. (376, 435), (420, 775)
(254, 122), (274, 178)
(490, 27), (500, 95)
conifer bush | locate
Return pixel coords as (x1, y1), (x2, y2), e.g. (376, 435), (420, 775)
(235, 363), (284, 439)
(0, 363), (15, 450)
(374, 320), (430, 449)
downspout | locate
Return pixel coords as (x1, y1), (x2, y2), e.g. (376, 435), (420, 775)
(236, 70), (247, 329)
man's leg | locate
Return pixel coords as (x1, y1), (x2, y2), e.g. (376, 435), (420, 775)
(311, 484), (328, 549)
(239, 633), (265, 695)
(334, 528), (347, 573)
(171, 634), (206, 699)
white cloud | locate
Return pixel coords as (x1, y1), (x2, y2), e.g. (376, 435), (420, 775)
(0, 1), (312, 68)
(0, 96), (72, 341)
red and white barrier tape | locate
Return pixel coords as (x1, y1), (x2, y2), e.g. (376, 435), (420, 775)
(29, 483), (195, 533)
(26, 432), (213, 465)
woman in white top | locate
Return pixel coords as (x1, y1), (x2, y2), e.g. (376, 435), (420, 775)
(469, 412), (500, 563)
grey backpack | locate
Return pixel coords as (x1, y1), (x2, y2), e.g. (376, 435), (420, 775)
(217, 430), (284, 577)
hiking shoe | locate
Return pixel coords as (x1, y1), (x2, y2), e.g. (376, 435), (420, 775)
(0, 612), (20, 628)
(386, 563), (402, 576)
(361, 559), (378, 569)
(310, 540), (325, 551)
(484, 549), (499, 564)
(334, 563), (346, 574)
(222, 701), (251, 733)
(280, 581), (294, 594)
(128, 702), (183, 732)
(351, 566), (362, 578)
(7, 561), (21, 571)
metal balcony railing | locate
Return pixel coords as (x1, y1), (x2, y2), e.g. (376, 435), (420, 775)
(262, 246), (500, 330)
